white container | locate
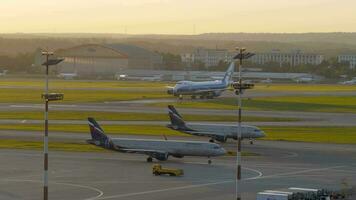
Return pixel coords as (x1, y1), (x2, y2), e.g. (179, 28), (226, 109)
(256, 192), (289, 200)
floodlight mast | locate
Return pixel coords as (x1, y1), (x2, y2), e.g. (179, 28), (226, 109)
(41, 51), (64, 200)
(233, 47), (255, 200)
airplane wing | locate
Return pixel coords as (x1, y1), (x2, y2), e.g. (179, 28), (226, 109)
(119, 148), (169, 160)
(191, 88), (226, 93)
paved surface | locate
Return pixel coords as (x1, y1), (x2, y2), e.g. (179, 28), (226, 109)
(2, 103), (356, 127)
(0, 139), (354, 200)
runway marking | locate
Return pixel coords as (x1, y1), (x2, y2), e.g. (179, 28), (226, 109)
(95, 167), (263, 200)
(96, 180), (232, 199)
(0, 179), (104, 200)
(10, 105), (42, 108)
(282, 151), (299, 158)
(255, 165), (345, 180)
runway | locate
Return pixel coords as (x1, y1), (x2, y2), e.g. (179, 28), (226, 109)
(0, 139), (354, 200)
(2, 103), (356, 127)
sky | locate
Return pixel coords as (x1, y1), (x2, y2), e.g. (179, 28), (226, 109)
(0, 0), (355, 34)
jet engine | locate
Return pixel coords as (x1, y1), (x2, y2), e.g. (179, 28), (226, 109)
(214, 135), (227, 143)
(153, 152), (169, 161)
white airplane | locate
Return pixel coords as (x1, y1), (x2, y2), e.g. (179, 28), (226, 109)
(167, 62), (234, 99)
(87, 118), (226, 164)
(166, 105), (265, 144)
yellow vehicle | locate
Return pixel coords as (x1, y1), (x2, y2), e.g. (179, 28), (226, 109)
(152, 164), (184, 176)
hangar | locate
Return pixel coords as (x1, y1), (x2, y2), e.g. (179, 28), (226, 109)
(54, 44), (162, 77)
(55, 44), (128, 77)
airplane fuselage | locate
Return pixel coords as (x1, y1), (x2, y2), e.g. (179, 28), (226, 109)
(172, 80), (227, 95)
(111, 138), (226, 157)
(169, 123), (265, 141)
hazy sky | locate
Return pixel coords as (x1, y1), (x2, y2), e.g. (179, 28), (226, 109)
(1, 0), (355, 34)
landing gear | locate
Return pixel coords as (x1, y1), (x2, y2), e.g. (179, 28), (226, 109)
(249, 139), (254, 145)
(178, 95), (183, 100)
(208, 157), (212, 165)
(209, 139), (215, 143)
(147, 157), (153, 162)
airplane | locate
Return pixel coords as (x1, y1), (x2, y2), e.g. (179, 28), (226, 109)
(86, 117), (226, 164)
(167, 62), (235, 99)
(166, 105), (265, 144)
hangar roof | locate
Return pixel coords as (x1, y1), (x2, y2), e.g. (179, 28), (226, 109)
(107, 44), (161, 59)
(56, 44), (128, 59)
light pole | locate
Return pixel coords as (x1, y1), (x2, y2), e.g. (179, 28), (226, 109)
(232, 48), (255, 200)
(41, 51), (64, 200)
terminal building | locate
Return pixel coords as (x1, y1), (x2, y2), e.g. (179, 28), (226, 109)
(338, 55), (356, 69)
(249, 50), (324, 67)
(53, 44), (162, 77)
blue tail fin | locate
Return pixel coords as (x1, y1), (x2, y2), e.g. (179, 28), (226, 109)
(222, 62), (235, 85)
(87, 117), (113, 149)
(168, 110), (191, 131)
(168, 105), (183, 119)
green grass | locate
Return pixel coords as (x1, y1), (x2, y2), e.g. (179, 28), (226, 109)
(0, 88), (170, 103)
(0, 79), (171, 89)
(0, 139), (106, 152)
(254, 84), (356, 92)
(155, 96), (356, 113)
(0, 124), (356, 144)
(0, 124), (187, 136)
(261, 126), (356, 144)
(0, 111), (299, 122)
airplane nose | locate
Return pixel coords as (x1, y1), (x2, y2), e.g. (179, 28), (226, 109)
(259, 130), (266, 138)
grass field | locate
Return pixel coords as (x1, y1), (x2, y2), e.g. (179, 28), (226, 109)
(0, 111), (299, 122)
(254, 84), (356, 92)
(0, 79), (170, 89)
(261, 126), (356, 144)
(0, 139), (106, 152)
(0, 124), (355, 144)
(0, 88), (170, 103)
(155, 96), (356, 113)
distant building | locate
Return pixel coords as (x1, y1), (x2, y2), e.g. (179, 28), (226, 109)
(55, 44), (129, 77)
(249, 50), (324, 67)
(54, 44), (162, 77)
(106, 44), (162, 69)
(338, 55), (356, 69)
(181, 48), (233, 68)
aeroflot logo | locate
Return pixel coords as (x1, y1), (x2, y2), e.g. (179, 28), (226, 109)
(88, 122), (104, 134)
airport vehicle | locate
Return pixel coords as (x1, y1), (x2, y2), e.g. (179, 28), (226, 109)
(167, 62), (234, 99)
(0, 70), (8, 77)
(167, 105), (265, 144)
(57, 72), (77, 80)
(340, 77), (356, 85)
(294, 76), (315, 83)
(87, 117), (226, 163)
(152, 164), (184, 176)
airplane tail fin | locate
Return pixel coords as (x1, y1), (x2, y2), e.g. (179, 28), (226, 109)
(222, 62), (235, 85)
(168, 105), (183, 119)
(167, 109), (190, 131)
(87, 117), (113, 149)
